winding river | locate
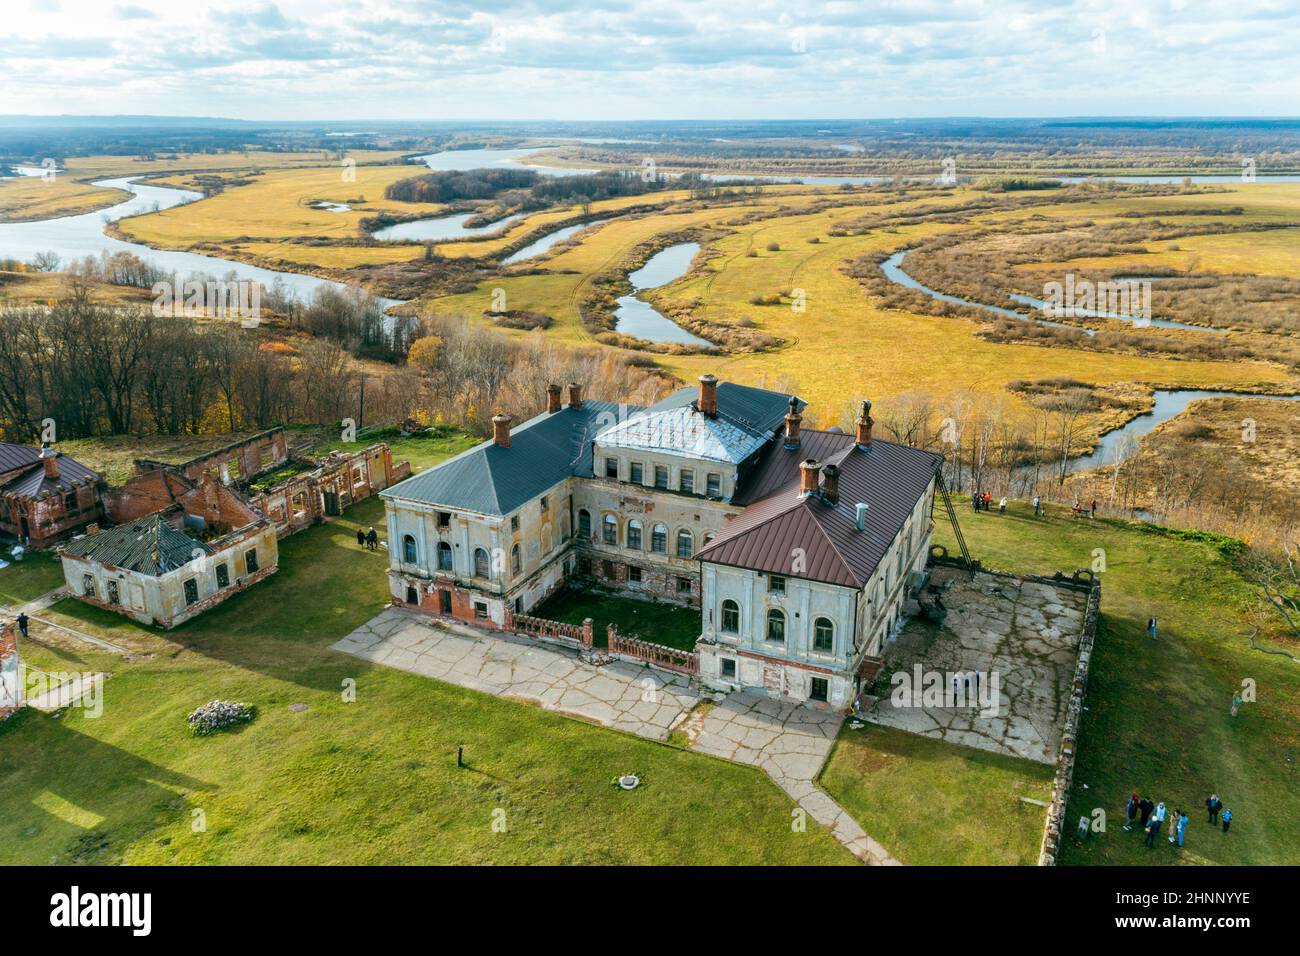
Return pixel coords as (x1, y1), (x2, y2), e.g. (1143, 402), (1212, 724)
(614, 242), (712, 347)
(877, 252), (1300, 472)
(0, 176), (399, 309)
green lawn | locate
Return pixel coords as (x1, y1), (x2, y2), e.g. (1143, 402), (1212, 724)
(935, 502), (1300, 865)
(820, 723), (1054, 865)
(0, 496), (849, 865)
(533, 587), (702, 650)
(0, 549), (66, 606)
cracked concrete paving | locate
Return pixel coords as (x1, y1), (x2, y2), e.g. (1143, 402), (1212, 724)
(333, 606), (896, 865)
(864, 568), (1088, 764)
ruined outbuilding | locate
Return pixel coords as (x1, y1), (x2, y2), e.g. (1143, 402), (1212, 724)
(0, 442), (106, 547)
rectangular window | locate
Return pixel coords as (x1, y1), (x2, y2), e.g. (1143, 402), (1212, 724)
(605, 457), (618, 479)
(679, 470), (694, 493)
(630, 462), (643, 484)
(721, 658), (737, 679)
(768, 574), (786, 595)
(474, 602), (488, 620)
(245, 548), (259, 573)
(437, 511), (451, 528)
(628, 566), (642, 584)
(106, 580), (120, 605)
(602, 560), (615, 579)
(676, 576), (692, 594)
(654, 465), (668, 489)
(511, 515), (519, 532)
(810, 677), (829, 703)
(540, 496), (549, 512)
(82, 574), (96, 598)
(64, 492), (78, 513)
(706, 473), (721, 497)
(183, 578), (199, 606)
(216, 564), (230, 588)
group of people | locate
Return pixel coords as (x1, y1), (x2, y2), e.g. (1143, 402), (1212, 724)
(356, 527), (379, 551)
(1123, 791), (1235, 849)
(970, 491), (1009, 514)
(1071, 497), (1099, 518)
(969, 492), (1047, 517)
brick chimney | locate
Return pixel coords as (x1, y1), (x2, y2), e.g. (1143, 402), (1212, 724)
(39, 442), (59, 480)
(821, 463), (840, 505)
(546, 383), (562, 414)
(783, 396), (801, 449)
(698, 374), (718, 418)
(492, 414), (512, 448)
(566, 382), (583, 410)
(799, 459), (820, 497)
(855, 399), (874, 449)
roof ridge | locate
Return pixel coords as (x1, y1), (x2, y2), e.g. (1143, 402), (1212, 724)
(804, 498), (867, 587)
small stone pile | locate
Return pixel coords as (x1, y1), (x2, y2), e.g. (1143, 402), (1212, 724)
(187, 700), (256, 736)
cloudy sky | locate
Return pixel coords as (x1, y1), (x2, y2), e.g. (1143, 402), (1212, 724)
(3, 0), (1298, 120)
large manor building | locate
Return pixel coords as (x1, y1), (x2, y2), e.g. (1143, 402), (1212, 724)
(381, 376), (942, 711)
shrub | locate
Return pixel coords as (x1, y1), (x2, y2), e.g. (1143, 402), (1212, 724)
(188, 700), (256, 737)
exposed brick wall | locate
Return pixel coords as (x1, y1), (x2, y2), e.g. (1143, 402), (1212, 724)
(0, 618), (20, 720)
(0, 479), (105, 548)
(135, 427), (288, 485)
(247, 444), (403, 538)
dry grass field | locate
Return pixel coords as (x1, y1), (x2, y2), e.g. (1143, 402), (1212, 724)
(0, 176), (129, 222)
(86, 165), (1300, 452)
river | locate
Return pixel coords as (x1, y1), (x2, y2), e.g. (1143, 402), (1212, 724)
(613, 242), (712, 347)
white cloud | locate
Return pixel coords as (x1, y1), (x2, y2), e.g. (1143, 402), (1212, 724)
(1, 0), (1297, 118)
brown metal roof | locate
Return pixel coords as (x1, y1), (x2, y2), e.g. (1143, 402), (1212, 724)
(698, 432), (943, 589)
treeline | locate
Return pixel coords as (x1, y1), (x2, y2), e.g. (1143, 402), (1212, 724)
(384, 167), (733, 211)
(0, 285), (668, 448)
(0, 291), (364, 441)
(384, 167), (541, 203)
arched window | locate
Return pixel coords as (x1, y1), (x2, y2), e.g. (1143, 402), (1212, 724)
(473, 547), (490, 578)
(813, 617), (834, 652)
(437, 540), (453, 571)
(602, 514), (618, 545)
(766, 608), (786, 643)
(578, 509), (591, 538)
(676, 529), (693, 558)
(703, 531), (716, 546)
(627, 519), (642, 550)
(402, 534), (417, 564)
(651, 523), (667, 553)
(511, 543), (521, 576)
(721, 599), (740, 634)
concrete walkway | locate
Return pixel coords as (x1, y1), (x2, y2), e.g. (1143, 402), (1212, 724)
(333, 607), (896, 865)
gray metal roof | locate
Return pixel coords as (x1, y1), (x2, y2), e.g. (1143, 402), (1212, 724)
(698, 432), (943, 589)
(381, 401), (630, 516)
(61, 510), (212, 576)
(596, 404), (768, 464)
(0, 444), (101, 499)
(644, 381), (803, 441)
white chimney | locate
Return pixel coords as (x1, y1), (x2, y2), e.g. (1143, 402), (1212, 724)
(855, 502), (869, 531)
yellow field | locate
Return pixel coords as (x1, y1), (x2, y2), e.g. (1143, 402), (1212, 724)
(420, 183), (1299, 432)
(0, 176), (129, 222)
(96, 170), (1300, 444)
(60, 150), (412, 180)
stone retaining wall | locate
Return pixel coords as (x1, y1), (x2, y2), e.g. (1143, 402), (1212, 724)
(1038, 577), (1102, 866)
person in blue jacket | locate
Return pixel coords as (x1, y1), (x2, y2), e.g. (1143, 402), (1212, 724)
(1221, 808), (1233, 834)
(1168, 810), (1189, 847)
